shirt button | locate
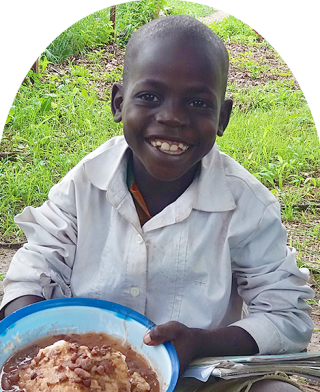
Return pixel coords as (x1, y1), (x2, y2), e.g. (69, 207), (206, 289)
(136, 234), (143, 244)
(130, 287), (140, 297)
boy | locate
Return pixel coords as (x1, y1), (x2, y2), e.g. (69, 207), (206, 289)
(0, 15), (314, 391)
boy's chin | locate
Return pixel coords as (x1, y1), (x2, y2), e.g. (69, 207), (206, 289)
(146, 164), (198, 183)
(149, 172), (185, 182)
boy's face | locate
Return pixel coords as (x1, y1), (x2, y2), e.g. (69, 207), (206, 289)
(112, 36), (232, 182)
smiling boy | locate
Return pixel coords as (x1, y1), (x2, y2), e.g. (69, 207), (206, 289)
(111, 22), (232, 219)
(1, 15), (314, 392)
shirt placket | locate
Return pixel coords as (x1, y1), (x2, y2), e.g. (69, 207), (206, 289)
(124, 229), (148, 314)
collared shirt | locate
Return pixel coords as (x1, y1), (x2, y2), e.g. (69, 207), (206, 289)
(127, 153), (152, 225)
(1, 136), (314, 354)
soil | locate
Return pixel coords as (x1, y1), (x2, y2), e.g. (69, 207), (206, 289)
(200, 10), (230, 24)
(1, 10), (320, 390)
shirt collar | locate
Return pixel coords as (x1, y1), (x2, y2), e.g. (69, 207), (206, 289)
(84, 137), (130, 208)
(194, 144), (237, 212)
(84, 136), (236, 213)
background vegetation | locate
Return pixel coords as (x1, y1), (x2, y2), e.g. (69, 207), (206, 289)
(1, 1), (319, 277)
(39, 0), (215, 64)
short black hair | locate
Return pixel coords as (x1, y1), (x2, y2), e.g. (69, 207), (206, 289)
(123, 15), (229, 95)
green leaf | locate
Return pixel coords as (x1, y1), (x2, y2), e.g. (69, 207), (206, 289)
(81, 89), (88, 99)
(5, 105), (16, 124)
(283, 114), (302, 120)
(5, 115), (12, 125)
(40, 97), (53, 115)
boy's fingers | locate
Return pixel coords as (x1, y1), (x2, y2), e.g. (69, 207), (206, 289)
(143, 326), (167, 346)
(143, 332), (152, 345)
(143, 322), (184, 346)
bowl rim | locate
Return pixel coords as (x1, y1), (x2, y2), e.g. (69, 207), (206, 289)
(0, 298), (180, 392)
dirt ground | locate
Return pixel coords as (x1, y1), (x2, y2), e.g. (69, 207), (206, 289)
(1, 10), (320, 390)
(200, 9), (229, 24)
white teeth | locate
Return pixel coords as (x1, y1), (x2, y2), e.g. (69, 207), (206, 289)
(161, 142), (170, 151)
(150, 139), (190, 153)
(179, 143), (188, 151)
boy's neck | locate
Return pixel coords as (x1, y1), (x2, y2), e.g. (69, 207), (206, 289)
(132, 153), (199, 217)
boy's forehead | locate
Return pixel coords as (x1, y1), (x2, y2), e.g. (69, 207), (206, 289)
(136, 34), (221, 64)
(128, 35), (227, 93)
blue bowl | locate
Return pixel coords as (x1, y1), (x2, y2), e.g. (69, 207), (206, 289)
(0, 298), (179, 391)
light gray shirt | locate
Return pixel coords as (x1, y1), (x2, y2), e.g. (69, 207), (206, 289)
(1, 136), (314, 354)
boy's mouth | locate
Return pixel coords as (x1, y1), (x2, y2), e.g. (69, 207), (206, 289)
(149, 138), (190, 155)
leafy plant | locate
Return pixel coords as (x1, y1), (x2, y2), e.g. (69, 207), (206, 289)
(5, 106), (15, 125)
(165, 0), (215, 17)
(40, 1), (216, 62)
(115, 0), (167, 45)
(209, 15), (259, 44)
(230, 56), (269, 79)
(228, 80), (305, 112)
(43, 9), (114, 64)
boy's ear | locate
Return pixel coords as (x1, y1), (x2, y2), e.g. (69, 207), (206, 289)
(111, 82), (124, 123)
(217, 99), (233, 137)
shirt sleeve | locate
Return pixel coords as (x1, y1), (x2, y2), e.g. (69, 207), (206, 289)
(1, 199), (77, 310)
(230, 201), (314, 354)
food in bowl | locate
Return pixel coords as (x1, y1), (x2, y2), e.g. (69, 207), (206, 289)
(0, 298), (179, 392)
(1, 331), (160, 392)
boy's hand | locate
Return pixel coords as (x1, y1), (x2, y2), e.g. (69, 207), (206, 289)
(143, 321), (196, 375)
(143, 322), (259, 376)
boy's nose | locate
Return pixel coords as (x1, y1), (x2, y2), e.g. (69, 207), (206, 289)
(154, 104), (189, 128)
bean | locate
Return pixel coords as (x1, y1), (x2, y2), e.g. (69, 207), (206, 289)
(68, 343), (79, 353)
(30, 371), (37, 380)
(3, 364), (17, 373)
(96, 365), (105, 375)
(74, 367), (91, 379)
(66, 361), (78, 371)
(82, 378), (91, 387)
(91, 347), (100, 356)
(101, 359), (115, 374)
(79, 358), (93, 371)
(73, 376), (82, 384)
(1, 377), (11, 390)
(70, 353), (79, 363)
(8, 371), (19, 383)
(58, 374), (68, 383)
(55, 364), (65, 372)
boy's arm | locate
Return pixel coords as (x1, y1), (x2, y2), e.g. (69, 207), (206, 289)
(229, 201), (313, 355)
(1, 199), (77, 313)
(145, 202), (314, 374)
(144, 322), (258, 375)
(1, 295), (45, 319)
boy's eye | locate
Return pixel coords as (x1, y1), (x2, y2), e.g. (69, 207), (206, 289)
(189, 100), (208, 108)
(138, 93), (160, 102)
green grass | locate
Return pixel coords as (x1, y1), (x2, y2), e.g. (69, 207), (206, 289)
(1, 6), (319, 259)
(1, 58), (123, 241)
(209, 15), (260, 45)
(165, 0), (215, 17)
(44, 9), (114, 64)
(222, 69), (319, 191)
(42, 0), (216, 61)
(43, 0), (166, 62)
